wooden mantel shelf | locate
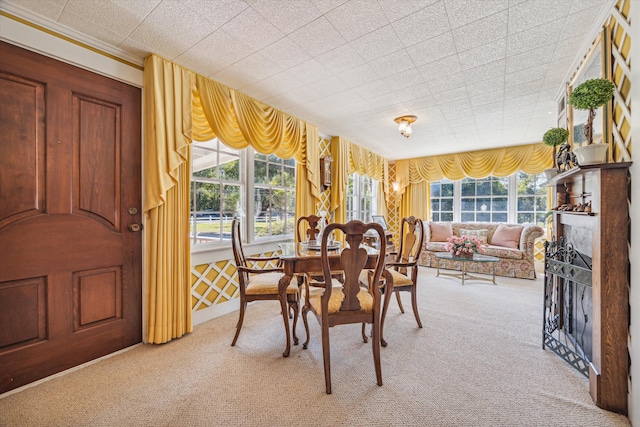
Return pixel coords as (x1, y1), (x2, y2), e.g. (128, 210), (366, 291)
(545, 162), (632, 186)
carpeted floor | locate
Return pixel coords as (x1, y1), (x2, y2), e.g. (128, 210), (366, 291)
(0, 267), (631, 426)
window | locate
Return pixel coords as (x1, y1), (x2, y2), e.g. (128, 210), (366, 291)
(460, 176), (508, 223)
(429, 172), (548, 224)
(190, 139), (241, 245)
(430, 179), (454, 222)
(190, 139), (296, 247)
(346, 173), (377, 222)
(253, 153), (296, 240)
(516, 172), (548, 227)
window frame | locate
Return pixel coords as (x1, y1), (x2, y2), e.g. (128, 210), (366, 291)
(190, 139), (296, 252)
(430, 172), (548, 226)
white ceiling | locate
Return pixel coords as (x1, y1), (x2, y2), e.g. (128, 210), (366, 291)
(3, 0), (610, 160)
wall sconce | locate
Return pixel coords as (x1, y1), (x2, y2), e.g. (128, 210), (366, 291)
(392, 181), (399, 193)
(394, 115), (417, 138)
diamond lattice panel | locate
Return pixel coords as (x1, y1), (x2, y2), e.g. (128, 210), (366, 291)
(608, 0), (631, 162)
(191, 250), (280, 311)
(318, 136), (331, 216)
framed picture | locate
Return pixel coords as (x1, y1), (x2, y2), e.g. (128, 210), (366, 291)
(371, 215), (387, 229)
(319, 155), (332, 190)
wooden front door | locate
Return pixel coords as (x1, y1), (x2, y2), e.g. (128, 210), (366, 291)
(0, 41), (142, 393)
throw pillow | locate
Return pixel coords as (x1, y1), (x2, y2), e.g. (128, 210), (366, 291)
(490, 224), (524, 249)
(459, 229), (488, 245)
(430, 222), (453, 242)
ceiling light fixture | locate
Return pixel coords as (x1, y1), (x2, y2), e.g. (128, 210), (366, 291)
(394, 115), (417, 138)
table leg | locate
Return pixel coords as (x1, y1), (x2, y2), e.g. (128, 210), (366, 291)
(461, 261), (466, 285)
(492, 264), (496, 285)
(279, 274), (294, 357)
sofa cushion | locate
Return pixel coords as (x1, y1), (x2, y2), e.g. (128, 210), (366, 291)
(430, 222), (453, 242)
(490, 224), (524, 249)
(426, 242), (448, 252)
(482, 245), (523, 260)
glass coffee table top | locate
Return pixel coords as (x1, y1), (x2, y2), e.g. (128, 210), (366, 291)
(434, 252), (500, 263)
(434, 252), (499, 285)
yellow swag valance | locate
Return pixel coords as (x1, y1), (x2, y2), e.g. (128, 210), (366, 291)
(395, 143), (553, 195)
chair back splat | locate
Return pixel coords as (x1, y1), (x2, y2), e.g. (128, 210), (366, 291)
(296, 214), (323, 243)
(302, 220), (386, 394)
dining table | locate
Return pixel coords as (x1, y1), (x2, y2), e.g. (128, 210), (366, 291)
(276, 241), (382, 357)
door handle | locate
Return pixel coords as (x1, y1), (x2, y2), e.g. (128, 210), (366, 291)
(128, 223), (142, 232)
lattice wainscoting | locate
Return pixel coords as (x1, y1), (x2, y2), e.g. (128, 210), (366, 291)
(608, 0), (631, 162)
(191, 249), (281, 324)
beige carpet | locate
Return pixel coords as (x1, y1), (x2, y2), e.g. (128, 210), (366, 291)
(0, 267), (630, 426)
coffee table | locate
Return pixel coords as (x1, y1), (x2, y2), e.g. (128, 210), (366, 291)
(434, 252), (500, 285)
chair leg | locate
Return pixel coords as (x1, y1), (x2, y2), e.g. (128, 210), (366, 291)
(361, 323), (368, 343)
(231, 301), (247, 346)
(289, 297), (299, 345)
(411, 285), (423, 328)
(371, 316), (383, 387)
(321, 324), (332, 394)
(395, 290), (405, 313)
(301, 305), (311, 349)
(380, 283), (393, 347)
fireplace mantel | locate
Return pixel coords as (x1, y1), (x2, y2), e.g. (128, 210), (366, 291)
(546, 162), (631, 414)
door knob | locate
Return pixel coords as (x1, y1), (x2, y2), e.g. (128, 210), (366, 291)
(128, 223), (142, 232)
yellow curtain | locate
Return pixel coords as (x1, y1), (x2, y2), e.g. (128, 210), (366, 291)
(395, 143), (553, 195)
(398, 181), (430, 224)
(143, 55), (195, 344)
(193, 75), (320, 217)
(330, 136), (389, 223)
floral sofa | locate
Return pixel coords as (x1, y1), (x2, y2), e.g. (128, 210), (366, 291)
(418, 221), (545, 279)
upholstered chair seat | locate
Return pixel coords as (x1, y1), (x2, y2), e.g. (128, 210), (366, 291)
(385, 269), (413, 286)
(308, 284), (373, 315)
(245, 273), (298, 295)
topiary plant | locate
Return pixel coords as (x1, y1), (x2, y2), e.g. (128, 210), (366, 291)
(568, 78), (615, 145)
(542, 127), (569, 169)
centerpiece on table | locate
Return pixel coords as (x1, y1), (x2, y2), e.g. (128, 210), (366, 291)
(444, 235), (486, 259)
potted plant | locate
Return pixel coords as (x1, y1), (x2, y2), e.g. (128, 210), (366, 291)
(568, 78), (615, 165)
(542, 127), (569, 178)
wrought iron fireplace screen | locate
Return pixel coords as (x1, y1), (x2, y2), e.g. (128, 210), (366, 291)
(543, 237), (593, 377)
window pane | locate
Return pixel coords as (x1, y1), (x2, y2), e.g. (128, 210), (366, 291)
(431, 200), (440, 211)
(220, 158), (240, 181)
(254, 159), (267, 184)
(431, 183), (441, 197)
(441, 199), (453, 211)
(442, 212), (454, 221)
(518, 213), (534, 223)
(492, 213), (507, 222)
(461, 212), (474, 222)
(461, 198), (475, 211)
(476, 198), (490, 211)
(477, 212), (490, 222)
(492, 178), (508, 195)
(476, 181), (490, 196)
(442, 183), (454, 197)
(268, 163), (281, 186)
(461, 181), (475, 196)
(492, 197), (507, 211)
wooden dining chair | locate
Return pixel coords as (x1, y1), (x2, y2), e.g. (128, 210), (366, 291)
(296, 214), (323, 243)
(230, 219), (299, 348)
(301, 220), (386, 394)
(379, 216), (425, 347)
